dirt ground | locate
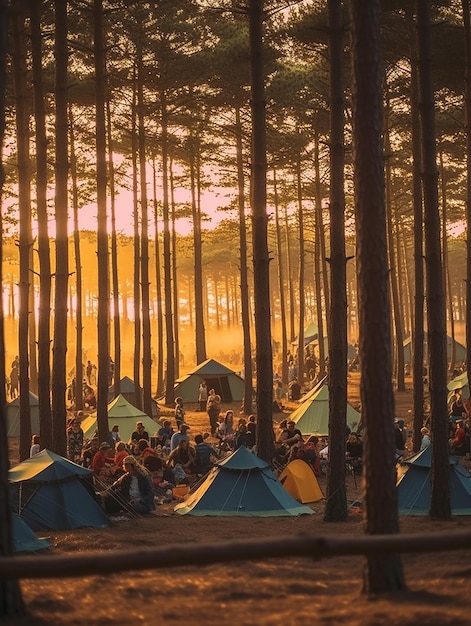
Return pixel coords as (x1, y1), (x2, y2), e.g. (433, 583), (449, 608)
(7, 374), (471, 626)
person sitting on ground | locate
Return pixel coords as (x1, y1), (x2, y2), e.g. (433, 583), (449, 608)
(30, 434), (41, 458)
(288, 377), (302, 401)
(450, 420), (468, 456)
(235, 423), (249, 449)
(109, 424), (121, 448)
(130, 421), (150, 451)
(101, 455), (155, 515)
(346, 432), (363, 474)
(170, 423), (191, 451)
(92, 442), (118, 480)
(114, 441), (130, 469)
(246, 415), (257, 449)
(81, 437), (99, 468)
(167, 438), (196, 474)
(157, 420), (173, 448)
(137, 438), (164, 472)
(275, 419), (288, 443)
(193, 433), (219, 475)
(303, 435), (321, 477)
(281, 421), (303, 447)
(450, 395), (466, 419)
(394, 420), (406, 459)
(217, 410), (236, 450)
(420, 427), (431, 450)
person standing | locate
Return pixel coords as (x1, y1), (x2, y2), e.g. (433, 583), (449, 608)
(175, 397), (186, 429)
(198, 381), (208, 412)
(67, 418), (84, 462)
(206, 388), (221, 436)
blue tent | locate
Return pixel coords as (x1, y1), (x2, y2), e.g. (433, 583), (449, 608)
(397, 446), (471, 515)
(175, 446), (315, 517)
(12, 513), (51, 553)
(9, 449), (110, 531)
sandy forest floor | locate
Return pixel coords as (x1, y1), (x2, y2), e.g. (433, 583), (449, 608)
(6, 374), (471, 626)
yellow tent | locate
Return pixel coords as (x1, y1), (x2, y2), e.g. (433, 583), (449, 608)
(279, 459), (324, 504)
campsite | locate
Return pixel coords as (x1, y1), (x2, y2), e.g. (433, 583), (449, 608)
(8, 376), (471, 626)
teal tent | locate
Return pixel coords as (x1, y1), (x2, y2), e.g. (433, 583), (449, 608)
(174, 446), (315, 517)
(397, 446), (471, 515)
(12, 513), (51, 553)
(82, 394), (161, 443)
(9, 449), (110, 531)
(290, 383), (360, 436)
(292, 322), (318, 347)
(6, 391), (40, 437)
(172, 358), (246, 403)
(108, 376), (160, 418)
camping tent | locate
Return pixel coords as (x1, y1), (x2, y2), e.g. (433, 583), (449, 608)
(108, 376), (160, 418)
(292, 322), (318, 347)
(397, 445), (471, 515)
(289, 383), (360, 436)
(6, 391), (40, 437)
(447, 371), (469, 404)
(174, 446), (314, 517)
(403, 335), (466, 365)
(9, 449), (110, 531)
(12, 513), (51, 553)
(173, 358), (246, 403)
(81, 394), (161, 443)
(279, 460), (324, 503)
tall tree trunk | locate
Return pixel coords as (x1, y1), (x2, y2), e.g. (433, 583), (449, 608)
(190, 134), (207, 364)
(152, 158), (164, 397)
(162, 94), (175, 406)
(107, 99), (121, 398)
(273, 169), (288, 388)
(137, 39), (152, 418)
(324, 0), (347, 522)
(313, 129), (326, 380)
(248, 0), (273, 462)
(170, 157), (180, 378)
(235, 105), (253, 414)
(69, 106), (84, 413)
(463, 0), (471, 382)
(0, 0), (24, 612)
(384, 87), (405, 392)
(416, 0), (451, 520)
(296, 155), (305, 387)
(350, 0), (406, 593)
(30, 0), (52, 447)
(131, 67), (141, 409)
(285, 205), (296, 343)
(439, 151), (455, 373)
(13, 1), (32, 463)
(94, 0), (109, 443)
(51, 0), (69, 457)
(407, 6), (425, 453)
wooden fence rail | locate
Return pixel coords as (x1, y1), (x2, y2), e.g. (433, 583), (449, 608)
(2, 529), (471, 580)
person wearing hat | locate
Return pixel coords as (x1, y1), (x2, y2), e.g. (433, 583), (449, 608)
(420, 427), (431, 451)
(170, 423), (190, 451)
(101, 456), (155, 515)
(92, 441), (116, 479)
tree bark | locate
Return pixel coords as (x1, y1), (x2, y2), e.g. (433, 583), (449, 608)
(349, 0), (406, 592)
(416, 0), (451, 520)
(325, 0), (347, 522)
(248, 0), (273, 462)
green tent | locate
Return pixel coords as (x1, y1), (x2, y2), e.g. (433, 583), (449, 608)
(81, 394), (161, 443)
(175, 446), (314, 517)
(397, 445), (471, 515)
(447, 371), (469, 404)
(403, 335), (466, 364)
(6, 391), (40, 437)
(172, 358), (246, 403)
(290, 383), (360, 436)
